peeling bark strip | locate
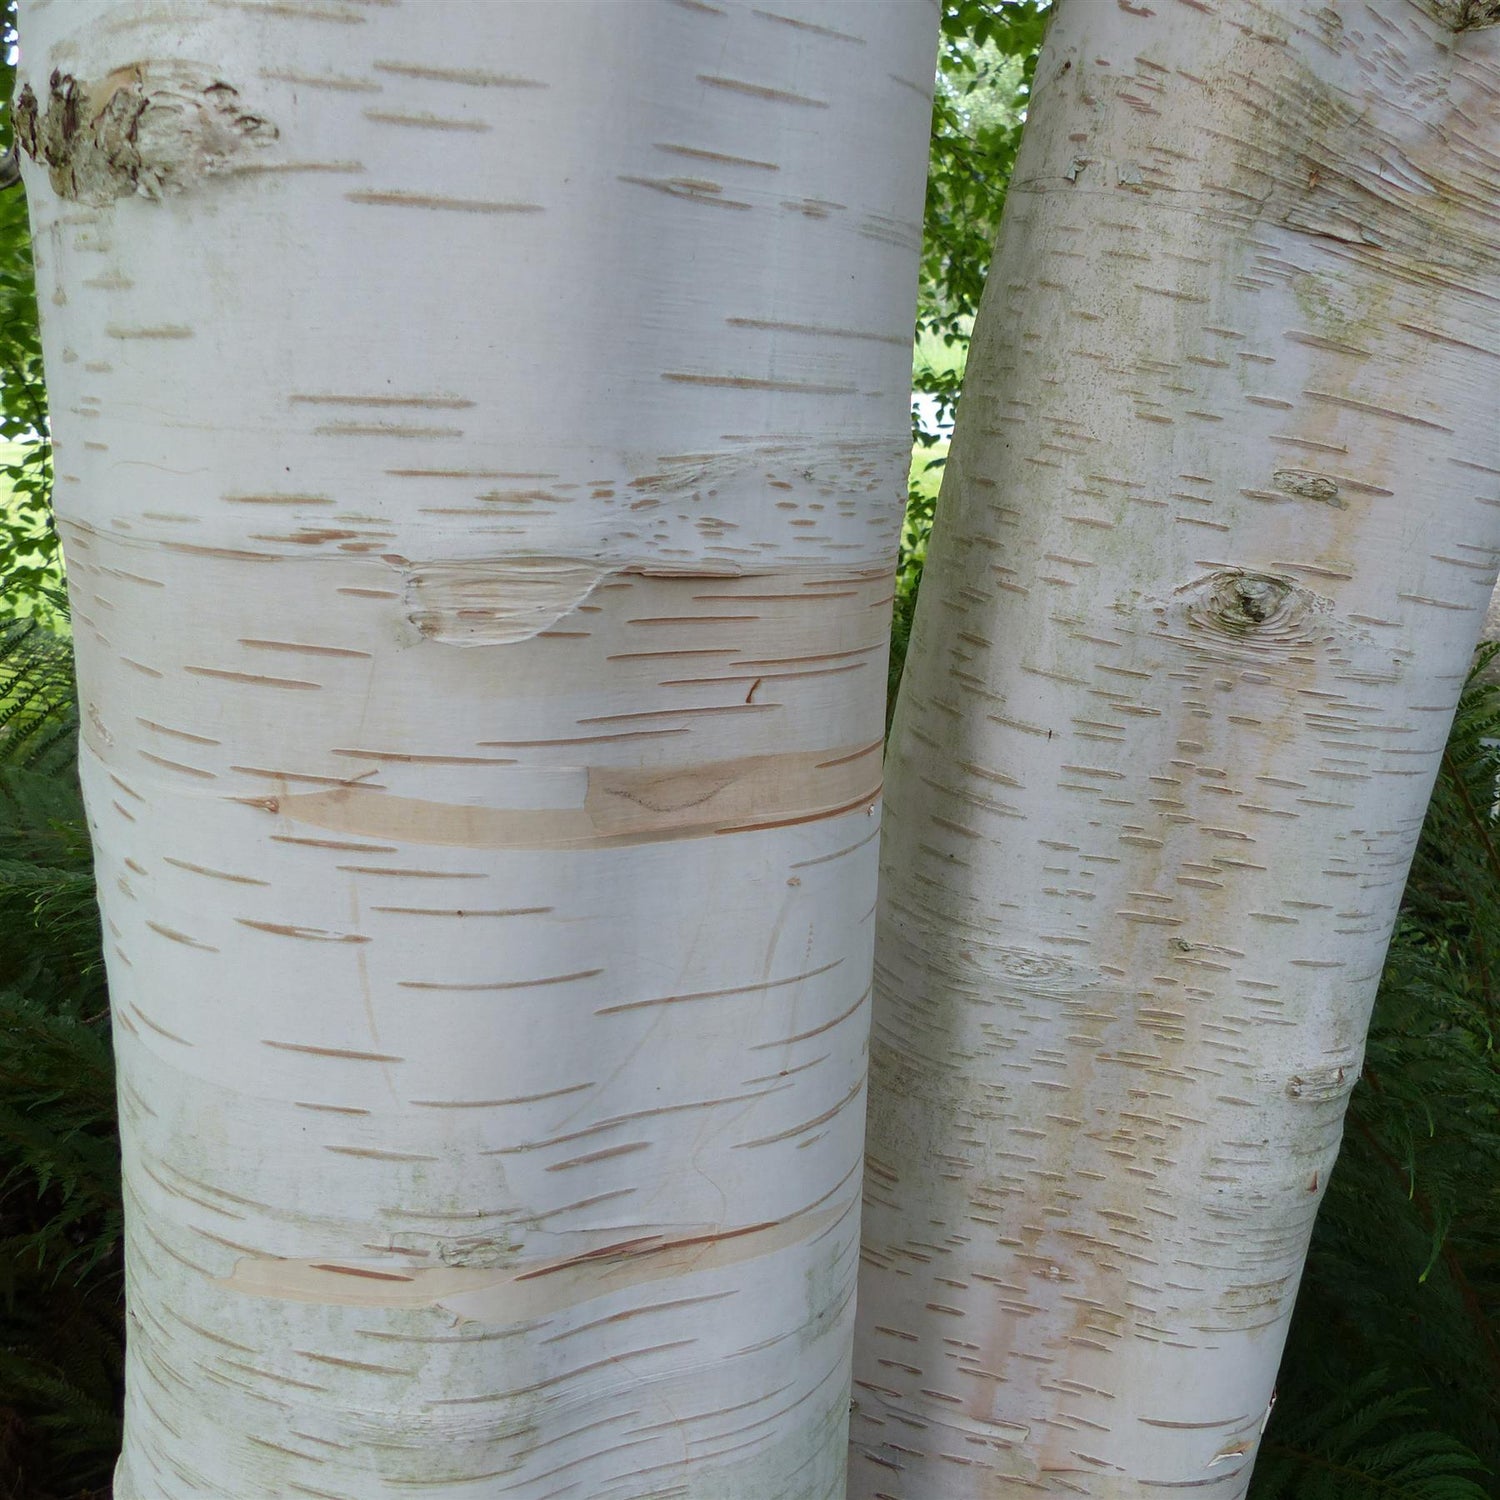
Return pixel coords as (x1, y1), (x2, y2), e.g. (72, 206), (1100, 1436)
(401, 556), (611, 644)
(220, 1202), (850, 1318)
(14, 1), (937, 1494)
(853, 0), (1500, 1495)
(15, 64), (277, 203)
(256, 743), (881, 848)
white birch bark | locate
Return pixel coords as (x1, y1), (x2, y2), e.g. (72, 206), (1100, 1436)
(13, 2), (935, 1494)
(851, 0), (1500, 1493)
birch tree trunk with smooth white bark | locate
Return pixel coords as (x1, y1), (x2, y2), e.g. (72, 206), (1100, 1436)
(13, 2), (935, 1494)
(851, 0), (1500, 1493)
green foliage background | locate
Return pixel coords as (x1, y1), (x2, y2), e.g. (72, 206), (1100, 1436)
(1, 1), (58, 624)
(1, 3), (1497, 1496)
(0, 617), (118, 1500)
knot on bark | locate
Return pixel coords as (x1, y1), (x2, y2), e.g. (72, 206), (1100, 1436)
(1273, 469), (1344, 507)
(1164, 569), (1324, 666)
(1444, 0), (1499, 29)
(1200, 571), (1294, 631)
(15, 64), (277, 205)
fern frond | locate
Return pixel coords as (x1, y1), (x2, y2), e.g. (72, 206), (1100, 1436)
(1254, 1374), (1491, 1499)
(0, 613), (76, 778)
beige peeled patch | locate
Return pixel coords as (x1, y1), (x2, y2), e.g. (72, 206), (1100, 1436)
(249, 743), (882, 849)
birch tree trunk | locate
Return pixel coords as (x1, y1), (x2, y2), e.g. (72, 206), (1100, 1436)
(851, 0), (1500, 1493)
(13, 3), (935, 1494)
